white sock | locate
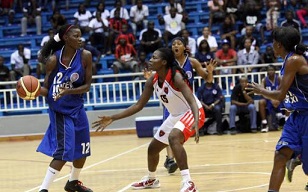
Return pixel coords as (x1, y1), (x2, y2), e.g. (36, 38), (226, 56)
(262, 119), (267, 124)
(180, 169), (191, 182)
(39, 166), (60, 191)
(148, 171), (156, 179)
(69, 166), (82, 182)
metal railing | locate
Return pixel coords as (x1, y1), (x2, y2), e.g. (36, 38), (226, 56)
(0, 63), (283, 115)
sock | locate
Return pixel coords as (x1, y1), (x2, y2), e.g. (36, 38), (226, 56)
(148, 171), (156, 179)
(69, 166), (82, 182)
(262, 119), (267, 124)
(180, 169), (191, 182)
(39, 166), (60, 191)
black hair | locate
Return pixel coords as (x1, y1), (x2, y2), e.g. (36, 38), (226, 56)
(156, 48), (190, 86)
(38, 24), (78, 63)
(172, 37), (190, 55)
(198, 39), (210, 53)
(272, 26), (308, 55)
(267, 64), (275, 70)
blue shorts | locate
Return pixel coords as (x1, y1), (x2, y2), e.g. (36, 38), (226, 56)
(276, 111), (308, 174)
(37, 108), (91, 161)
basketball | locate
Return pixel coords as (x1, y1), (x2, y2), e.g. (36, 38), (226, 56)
(16, 75), (41, 100)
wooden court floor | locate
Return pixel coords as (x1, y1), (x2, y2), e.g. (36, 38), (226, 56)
(1, 131), (307, 192)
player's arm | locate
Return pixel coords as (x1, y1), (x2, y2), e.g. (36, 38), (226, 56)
(92, 76), (155, 131)
(40, 55), (57, 97)
(247, 56), (301, 101)
(174, 72), (200, 143)
(190, 57), (215, 83)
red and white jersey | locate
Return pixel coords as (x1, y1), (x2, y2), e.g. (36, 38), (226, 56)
(152, 69), (202, 116)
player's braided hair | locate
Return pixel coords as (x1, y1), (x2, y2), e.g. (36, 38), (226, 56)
(38, 24), (78, 63)
(156, 48), (190, 87)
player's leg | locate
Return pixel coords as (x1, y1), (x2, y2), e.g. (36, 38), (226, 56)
(64, 109), (92, 192)
(164, 146), (178, 173)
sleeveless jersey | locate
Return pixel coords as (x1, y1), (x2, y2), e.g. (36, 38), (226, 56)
(280, 52), (308, 111)
(176, 54), (194, 87)
(265, 75), (279, 91)
(47, 47), (85, 115)
(153, 69), (202, 116)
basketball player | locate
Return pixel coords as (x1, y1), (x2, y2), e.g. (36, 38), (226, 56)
(37, 24), (93, 192)
(93, 48), (205, 192)
(246, 26), (308, 192)
(144, 37), (216, 174)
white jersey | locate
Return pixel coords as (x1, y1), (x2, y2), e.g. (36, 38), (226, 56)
(153, 69), (202, 116)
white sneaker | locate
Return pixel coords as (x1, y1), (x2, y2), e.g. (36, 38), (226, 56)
(261, 123), (269, 133)
(131, 176), (160, 189)
(180, 181), (198, 192)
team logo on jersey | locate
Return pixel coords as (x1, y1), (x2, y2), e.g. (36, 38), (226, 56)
(159, 130), (165, 137)
(70, 73), (79, 82)
(164, 87), (168, 94)
(212, 89), (217, 95)
(186, 71), (192, 79)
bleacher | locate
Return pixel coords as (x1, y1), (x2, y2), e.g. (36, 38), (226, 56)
(0, 0), (307, 116)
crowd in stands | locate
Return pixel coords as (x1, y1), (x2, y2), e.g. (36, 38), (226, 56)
(0, 0), (306, 133)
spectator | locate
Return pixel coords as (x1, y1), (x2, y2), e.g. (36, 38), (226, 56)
(139, 21), (162, 56)
(88, 11), (109, 53)
(92, 2), (110, 20)
(215, 39), (237, 75)
(164, 0), (188, 28)
(197, 27), (218, 53)
(237, 38), (260, 75)
(281, 10), (301, 33)
(115, 24), (136, 46)
(107, 9), (128, 54)
(129, 0), (149, 36)
(265, 0), (281, 31)
(40, 29), (54, 47)
(81, 37), (101, 76)
(224, 0), (241, 24)
(237, 25), (260, 52)
(220, 15), (238, 49)
(10, 44), (31, 81)
(197, 81), (224, 135)
(0, 0), (15, 25)
(229, 76), (257, 134)
(208, 0), (225, 29)
(110, 0), (129, 20)
(181, 29), (196, 57)
(73, 3), (92, 34)
(51, 0), (69, 11)
(260, 45), (277, 71)
(241, 1), (265, 43)
(0, 56), (10, 89)
(158, 7), (183, 47)
(296, 1), (308, 28)
(259, 64), (284, 132)
(50, 9), (67, 31)
(195, 39), (214, 67)
(21, 0), (42, 36)
(37, 29), (54, 79)
(112, 35), (138, 79)
(135, 51), (150, 80)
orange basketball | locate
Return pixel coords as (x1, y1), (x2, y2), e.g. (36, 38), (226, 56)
(16, 75), (41, 100)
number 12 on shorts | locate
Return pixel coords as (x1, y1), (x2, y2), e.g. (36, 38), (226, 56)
(81, 142), (90, 154)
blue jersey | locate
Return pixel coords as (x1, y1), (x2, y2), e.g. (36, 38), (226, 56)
(264, 75), (283, 111)
(47, 47), (85, 115)
(280, 52), (308, 111)
(176, 54), (194, 87)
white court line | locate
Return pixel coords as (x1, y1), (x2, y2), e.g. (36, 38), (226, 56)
(24, 142), (149, 192)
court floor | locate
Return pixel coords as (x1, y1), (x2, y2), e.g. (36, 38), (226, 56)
(0, 131), (307, 192)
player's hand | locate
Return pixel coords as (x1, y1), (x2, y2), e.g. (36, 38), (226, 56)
(143, 68), (152, 80)
(246, 82), (264, 95)
(53, 86), (67, 101)
(205, 59), (217, 73)
(92, 116), (113, 132)
(190, 121), (199, 143)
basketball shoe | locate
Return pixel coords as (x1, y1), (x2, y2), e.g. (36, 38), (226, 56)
(39, 190), (48, 192)
(286, 157), (302, 182)
(261, 123), (269, 133)
(131, 176), (160, 189)
(64, 180), (93, 192)
(180, 181), (198, 192)
(164, 156), (178, 174)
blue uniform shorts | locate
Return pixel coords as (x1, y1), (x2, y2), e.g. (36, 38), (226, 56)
(276, 111), (308, 174)
(37, 108), (91, 161)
